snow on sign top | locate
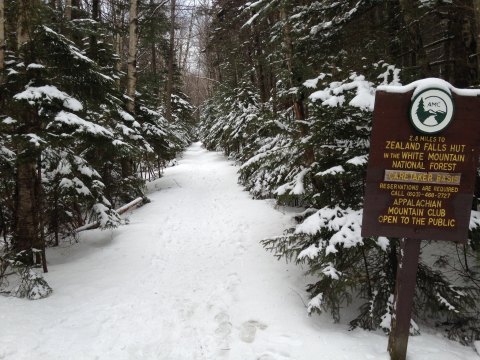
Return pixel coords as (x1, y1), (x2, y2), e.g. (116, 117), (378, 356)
(377, 77), (480, 98)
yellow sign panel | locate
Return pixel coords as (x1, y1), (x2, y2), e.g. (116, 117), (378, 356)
(384, 170), (461, 185)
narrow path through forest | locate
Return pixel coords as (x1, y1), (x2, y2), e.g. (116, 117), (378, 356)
(0, 143), (478, 360)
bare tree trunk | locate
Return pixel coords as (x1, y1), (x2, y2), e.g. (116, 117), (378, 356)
(399, 0), (430, 77)
(14, 0), (45, 267)
(122, 0), (139, 179)
(165, 0), (176, 122)
(281, 5), (315, 168)
(65, 0), (80, 21)
(92, 0), (100, 22)
(14, 18), (37, 261)
(253, 32), (267, 103)
(64, 0), (79, 42)
(447, 0), (477, 87)
(65, 0), (72, 20)
(115, 32), (123, 89)
(182, 2), (195, 72)
(111, 0), (124, 89)
(271, 72), (277, 115)
(14, 147), (39, 262)
(149, 0), (161, 101)
(17, 0), (32, 48)
(89, 0), (100, 58)
(0, 0), (4, 84)
(126, 0), (138, 114)
(177, 39), (183, 72)
(475, 0), (480, 78)
(37, 155), (47, 272)
(72, 0), (80, 17)
(150, 0), (157, 77)
(151, 42), (157, 76)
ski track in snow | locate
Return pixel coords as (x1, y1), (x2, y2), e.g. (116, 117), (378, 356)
(0, 143), (479, 360)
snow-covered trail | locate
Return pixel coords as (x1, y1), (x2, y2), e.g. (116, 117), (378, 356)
(1, 143), (479, 360)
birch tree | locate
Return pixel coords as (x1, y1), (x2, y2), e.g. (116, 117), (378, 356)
(127, 0), (139, 113)
(165, 0), (176, 122)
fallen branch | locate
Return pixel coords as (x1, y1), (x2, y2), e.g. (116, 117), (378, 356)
(73, 197), (148, 234)
(115, 197), (146, 215)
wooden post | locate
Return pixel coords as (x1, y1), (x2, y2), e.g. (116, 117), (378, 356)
(388, 238), (421, 360)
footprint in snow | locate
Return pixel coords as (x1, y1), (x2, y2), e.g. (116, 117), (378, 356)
(226, 273), (240, 292)
(257, 351), (294, 360)
(239, 320), (268, 343)
(256, 333), (300, 360)
(236, 242), (247, 254)
(214, 312), (232, 337)
(214, 311), (232, 354)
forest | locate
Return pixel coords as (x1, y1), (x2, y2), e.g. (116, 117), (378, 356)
(0, 0), (202, 293)
(1, 0), (480, 352)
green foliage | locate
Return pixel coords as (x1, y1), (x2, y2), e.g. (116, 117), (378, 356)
(204, 0), (480, 346)
(254, 69), (384, 326)
(0, 250), (52, 300)
(2, 24), (123, 231)
(201, 83), (268, 160)
(0, 0), (195, 288)
(200, 53), (480, 342)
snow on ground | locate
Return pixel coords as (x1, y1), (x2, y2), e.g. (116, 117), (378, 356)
(1, 142), (479, 360)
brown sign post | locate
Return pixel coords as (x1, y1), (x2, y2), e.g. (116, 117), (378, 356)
(362, 80), (480, 360)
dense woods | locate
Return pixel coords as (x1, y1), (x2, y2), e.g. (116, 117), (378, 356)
(0, 0), (200, 297)
(1, 0), (480, 349)
(200, 0), (480, 345)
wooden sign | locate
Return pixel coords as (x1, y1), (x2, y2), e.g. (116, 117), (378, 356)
(361, 80), (480, 360)
(362, 85), (480, 243)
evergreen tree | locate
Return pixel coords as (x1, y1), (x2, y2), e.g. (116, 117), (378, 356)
(416, 97), (429, 122)
(199, 0), (480, 345)
(0, 0), (195, 298)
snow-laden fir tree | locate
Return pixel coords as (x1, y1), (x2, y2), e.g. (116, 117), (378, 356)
(0, 0), (195, 298)
(200, 0), (480, 344)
